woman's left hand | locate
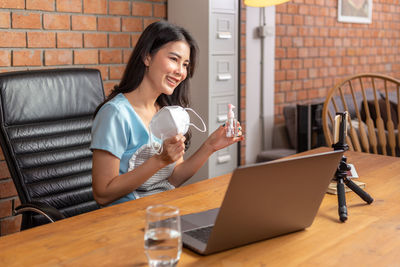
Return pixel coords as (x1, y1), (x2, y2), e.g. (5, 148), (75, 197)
(205, 122), (245, 152)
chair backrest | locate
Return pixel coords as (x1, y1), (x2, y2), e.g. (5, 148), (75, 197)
(322, 73), (400, 156)
(0, 68), (105, 229)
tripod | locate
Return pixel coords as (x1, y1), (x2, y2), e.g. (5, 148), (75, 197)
(332, 112), (374, 222)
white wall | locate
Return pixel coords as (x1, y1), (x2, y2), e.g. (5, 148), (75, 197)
(245, 6), (276, 164)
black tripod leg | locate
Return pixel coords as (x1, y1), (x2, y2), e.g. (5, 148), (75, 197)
(344, 178), (374, 204)
(337, 179), (348, 222)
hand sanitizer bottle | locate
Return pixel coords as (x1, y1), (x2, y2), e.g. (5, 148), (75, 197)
(226, 104), (238, 137)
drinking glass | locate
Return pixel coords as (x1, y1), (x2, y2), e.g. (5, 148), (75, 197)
(144, 204), (182, 267)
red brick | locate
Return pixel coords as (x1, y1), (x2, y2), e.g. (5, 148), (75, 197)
(281, 14), (293, 25)
(275, 70), (285, 81)
(0, 0), (24, 8)
(0, 215), (21, 236)
(281, 37), (291, 47)
(275, 2), (287, 12)
(13, 50), (42, 66)
(304, 58), (313, 68)
(131, 33), (141, 47)
(57, 32), (83, 48)
(109, 65), (125, 80)
(144, 18), (159, 28)
(132, 2), (152, 16)
(26, 0), (55, 11)
(287, 4), (298, 14)
(293, 15), (304, 25)
(12, 12), (41, 29)
(275, 25), (285, 36)
(297, 90), (308, 100)
(96, 65), (108, 80)
(0, 51), (11, 67)
(286, 91), (296, 102)
(153, 4), (166, 18)
(0, 32), (25, 48)
(98, 17), (121, 32)
(28, 32), (56, 48)
(99, 50), (122, 64)
(0, 11), (10, 28)
(287, 48), (298, 58)
(287, 26), (297, 36)
(84, 33), (107, 48)
(56, 0), (81, 12)
(109, 1), (130, 16)
(83, 0), (107, 14)
(109, 33), (130, 48)
(287, 70), (297, 80)
(14, 197), (21, 207)
(0, 199), (12, 217)
(72, 15), (97, 31)
(309, 68), (318, 78)
(0, 180), (17, 198)
(240, 60), (246, 73)
(44, 50), (73, 65)
(275, 92), (285, 104)
(74, 49), (98, 65)
(44, 14), (70, 30)
(123, 49), (132, 63)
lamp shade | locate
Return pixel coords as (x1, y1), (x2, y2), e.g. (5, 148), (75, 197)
(244, 0), (289, 7)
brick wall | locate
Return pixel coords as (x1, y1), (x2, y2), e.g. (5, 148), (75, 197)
(0, 0), (166, 236)
(274, 0), (400, 123)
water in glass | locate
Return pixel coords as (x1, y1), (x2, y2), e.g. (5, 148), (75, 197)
(144, 227), (181, 267)
(144, 205), (181, 267)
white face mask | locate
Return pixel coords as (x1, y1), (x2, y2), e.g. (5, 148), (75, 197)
(148, 106), (206, 154)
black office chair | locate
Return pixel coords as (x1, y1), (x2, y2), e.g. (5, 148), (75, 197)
(0, 68), (105, 230)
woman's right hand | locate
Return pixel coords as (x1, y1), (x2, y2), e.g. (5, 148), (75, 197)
(156, 134), (186, 166)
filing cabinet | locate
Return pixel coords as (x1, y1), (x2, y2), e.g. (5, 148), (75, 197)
(168, 0), (239, 183)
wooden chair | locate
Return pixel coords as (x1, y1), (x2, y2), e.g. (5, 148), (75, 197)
(322, 73), (400, 156)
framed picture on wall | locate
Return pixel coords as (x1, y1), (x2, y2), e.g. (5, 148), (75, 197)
(338, 0), (372, 24)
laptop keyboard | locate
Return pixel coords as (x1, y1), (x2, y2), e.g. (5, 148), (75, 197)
(184, 225), (213, 244)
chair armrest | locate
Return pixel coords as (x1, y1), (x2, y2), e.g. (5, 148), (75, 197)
(14, 201), (66, 223)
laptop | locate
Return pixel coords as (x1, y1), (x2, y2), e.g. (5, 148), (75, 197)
(181, 150), (343, 255)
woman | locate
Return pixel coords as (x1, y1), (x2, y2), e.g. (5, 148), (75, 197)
(91, 20), (244, 206)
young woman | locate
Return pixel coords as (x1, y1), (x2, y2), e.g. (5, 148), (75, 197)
(90, 21), (244, 206)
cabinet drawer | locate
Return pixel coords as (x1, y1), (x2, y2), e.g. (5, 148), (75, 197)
(210, 13), (236, 55)
(211, 0), (236, 12)
(210, 144), (237, 178)
(210, 55), (236, 96)
(210, 95), (236, 131)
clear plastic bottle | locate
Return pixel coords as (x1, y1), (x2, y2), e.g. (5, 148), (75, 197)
(226, 104), (238, 137)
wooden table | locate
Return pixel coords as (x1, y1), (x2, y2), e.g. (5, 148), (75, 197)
(1, 148), (400, 266)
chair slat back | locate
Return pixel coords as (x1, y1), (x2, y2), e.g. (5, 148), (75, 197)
(322, 73), (400, 157)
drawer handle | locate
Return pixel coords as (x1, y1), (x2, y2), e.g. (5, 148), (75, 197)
(217, 114), (228, 122)
(217, 154), (231, 164)
(217, 73), (232, 81)
(217, 32), (232, 39)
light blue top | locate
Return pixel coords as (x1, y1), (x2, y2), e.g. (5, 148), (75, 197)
(90, 93), (149, 205)
(90, 93), (175, 206)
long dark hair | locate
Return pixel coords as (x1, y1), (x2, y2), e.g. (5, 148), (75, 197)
(95, 20), (198, 147)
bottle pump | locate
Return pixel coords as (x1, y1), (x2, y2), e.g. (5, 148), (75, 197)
(226, 104), (238, 137)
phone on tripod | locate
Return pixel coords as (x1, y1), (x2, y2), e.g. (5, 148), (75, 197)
(331, 111), (373, 222)
(333, 112), (349, 151)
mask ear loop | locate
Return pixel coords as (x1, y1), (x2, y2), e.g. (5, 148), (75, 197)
(185, 108), (207, 133)
(149, 130), (163, 155)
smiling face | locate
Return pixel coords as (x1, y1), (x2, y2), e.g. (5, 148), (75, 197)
(144, 40), (191, 96)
